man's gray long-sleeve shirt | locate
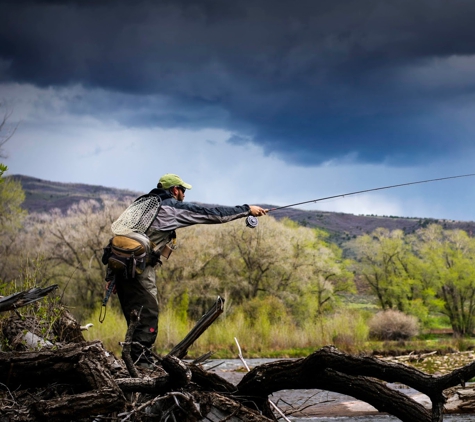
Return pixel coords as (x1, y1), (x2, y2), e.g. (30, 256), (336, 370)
(146, 189), (250, 250)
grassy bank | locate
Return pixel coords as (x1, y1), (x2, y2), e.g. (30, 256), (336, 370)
(83, 303), (475, 360)
(84, 303), (369, 358)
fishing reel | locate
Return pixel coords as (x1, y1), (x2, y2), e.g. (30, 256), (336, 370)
(246, 215), (259, 229)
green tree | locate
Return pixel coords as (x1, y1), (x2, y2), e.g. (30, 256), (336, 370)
(0, 163), (6, 180)
(0, 177), (27, 281)
(0, 176), (26, 227)
(414, 225), (475, 335)
(302, 228), (354, 318)
(0, 102), (24, 225)
(350, 224), (475, 335)
(0, 105), (27, 282)
(214, 218), (343, 305)
(157, 217), (354, 322)
(349, 228), (421, 313)
(0, 104), (24, 225)
(0, 101), (18, 176)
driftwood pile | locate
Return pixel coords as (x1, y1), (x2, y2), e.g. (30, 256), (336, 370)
(2, 293), (475, 421)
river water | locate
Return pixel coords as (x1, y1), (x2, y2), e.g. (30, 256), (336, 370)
(201, 359), (475, 422)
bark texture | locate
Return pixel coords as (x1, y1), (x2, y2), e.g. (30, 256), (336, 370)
(3, 302), (475, 421)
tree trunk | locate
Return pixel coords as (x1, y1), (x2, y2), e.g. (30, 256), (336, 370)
(4, 308), (475, 421)
(0, 341), (127, 421)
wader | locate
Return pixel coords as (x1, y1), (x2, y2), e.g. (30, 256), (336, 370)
(115, 265), (159, 363)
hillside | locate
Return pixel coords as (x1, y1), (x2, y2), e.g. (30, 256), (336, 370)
(10, 174), (475, 245)
(10, 175), (140, 214)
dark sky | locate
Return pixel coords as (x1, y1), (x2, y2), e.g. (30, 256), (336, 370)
(2, 0), (475, 221)
(3, 0), (475, 166)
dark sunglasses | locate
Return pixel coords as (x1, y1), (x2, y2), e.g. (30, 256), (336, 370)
(177, 186), (186, 193)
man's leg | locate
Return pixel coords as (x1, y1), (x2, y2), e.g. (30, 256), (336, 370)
(116, 266), (159, 362)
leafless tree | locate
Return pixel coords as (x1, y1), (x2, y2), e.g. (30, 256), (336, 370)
(0, 101), (18, 159)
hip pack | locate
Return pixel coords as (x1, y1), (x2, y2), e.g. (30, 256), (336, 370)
(102, 231), (160, 279)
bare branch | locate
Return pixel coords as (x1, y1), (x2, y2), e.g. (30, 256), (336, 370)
(0, 102), (19, 158)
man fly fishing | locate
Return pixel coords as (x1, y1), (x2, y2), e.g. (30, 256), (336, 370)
(103, 171), (475, 366)
(104, 173), (267, 367)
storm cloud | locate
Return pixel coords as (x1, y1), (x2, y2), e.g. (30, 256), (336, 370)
(2, 0), (475, 165)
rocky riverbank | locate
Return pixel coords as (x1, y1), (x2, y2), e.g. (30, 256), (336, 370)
(378, 350), (475, 375)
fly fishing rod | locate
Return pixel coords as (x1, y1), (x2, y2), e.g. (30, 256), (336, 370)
(245, 173), (475, 228)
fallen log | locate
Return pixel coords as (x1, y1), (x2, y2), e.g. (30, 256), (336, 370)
(4, 339), (475, 421)
(168, 296), (225, 359)
(0, 341), (126, 421)
(2, 308), (85, 351)
(235, 345), (475, 422)
(0, 285), (58, 313)
(192, 390), (274, 422)
(445, 386), (475, 413)
(4, 299), (475, 421)
(31, 387), (123, 422)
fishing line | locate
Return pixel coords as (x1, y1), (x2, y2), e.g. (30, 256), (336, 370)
(245, 172), (475, 228)
(269, 173), (475, 212)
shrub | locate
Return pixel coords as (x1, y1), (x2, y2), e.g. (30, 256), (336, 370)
(368, 310), (419, 341)
(327, 309), (369, 352)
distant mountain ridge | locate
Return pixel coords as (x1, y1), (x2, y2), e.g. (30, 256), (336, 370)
(11, 174), (475, 245)
(11, 175), (140, 214)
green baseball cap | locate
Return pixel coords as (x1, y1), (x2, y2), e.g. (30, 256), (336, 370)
(159, 173), (192, 190)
